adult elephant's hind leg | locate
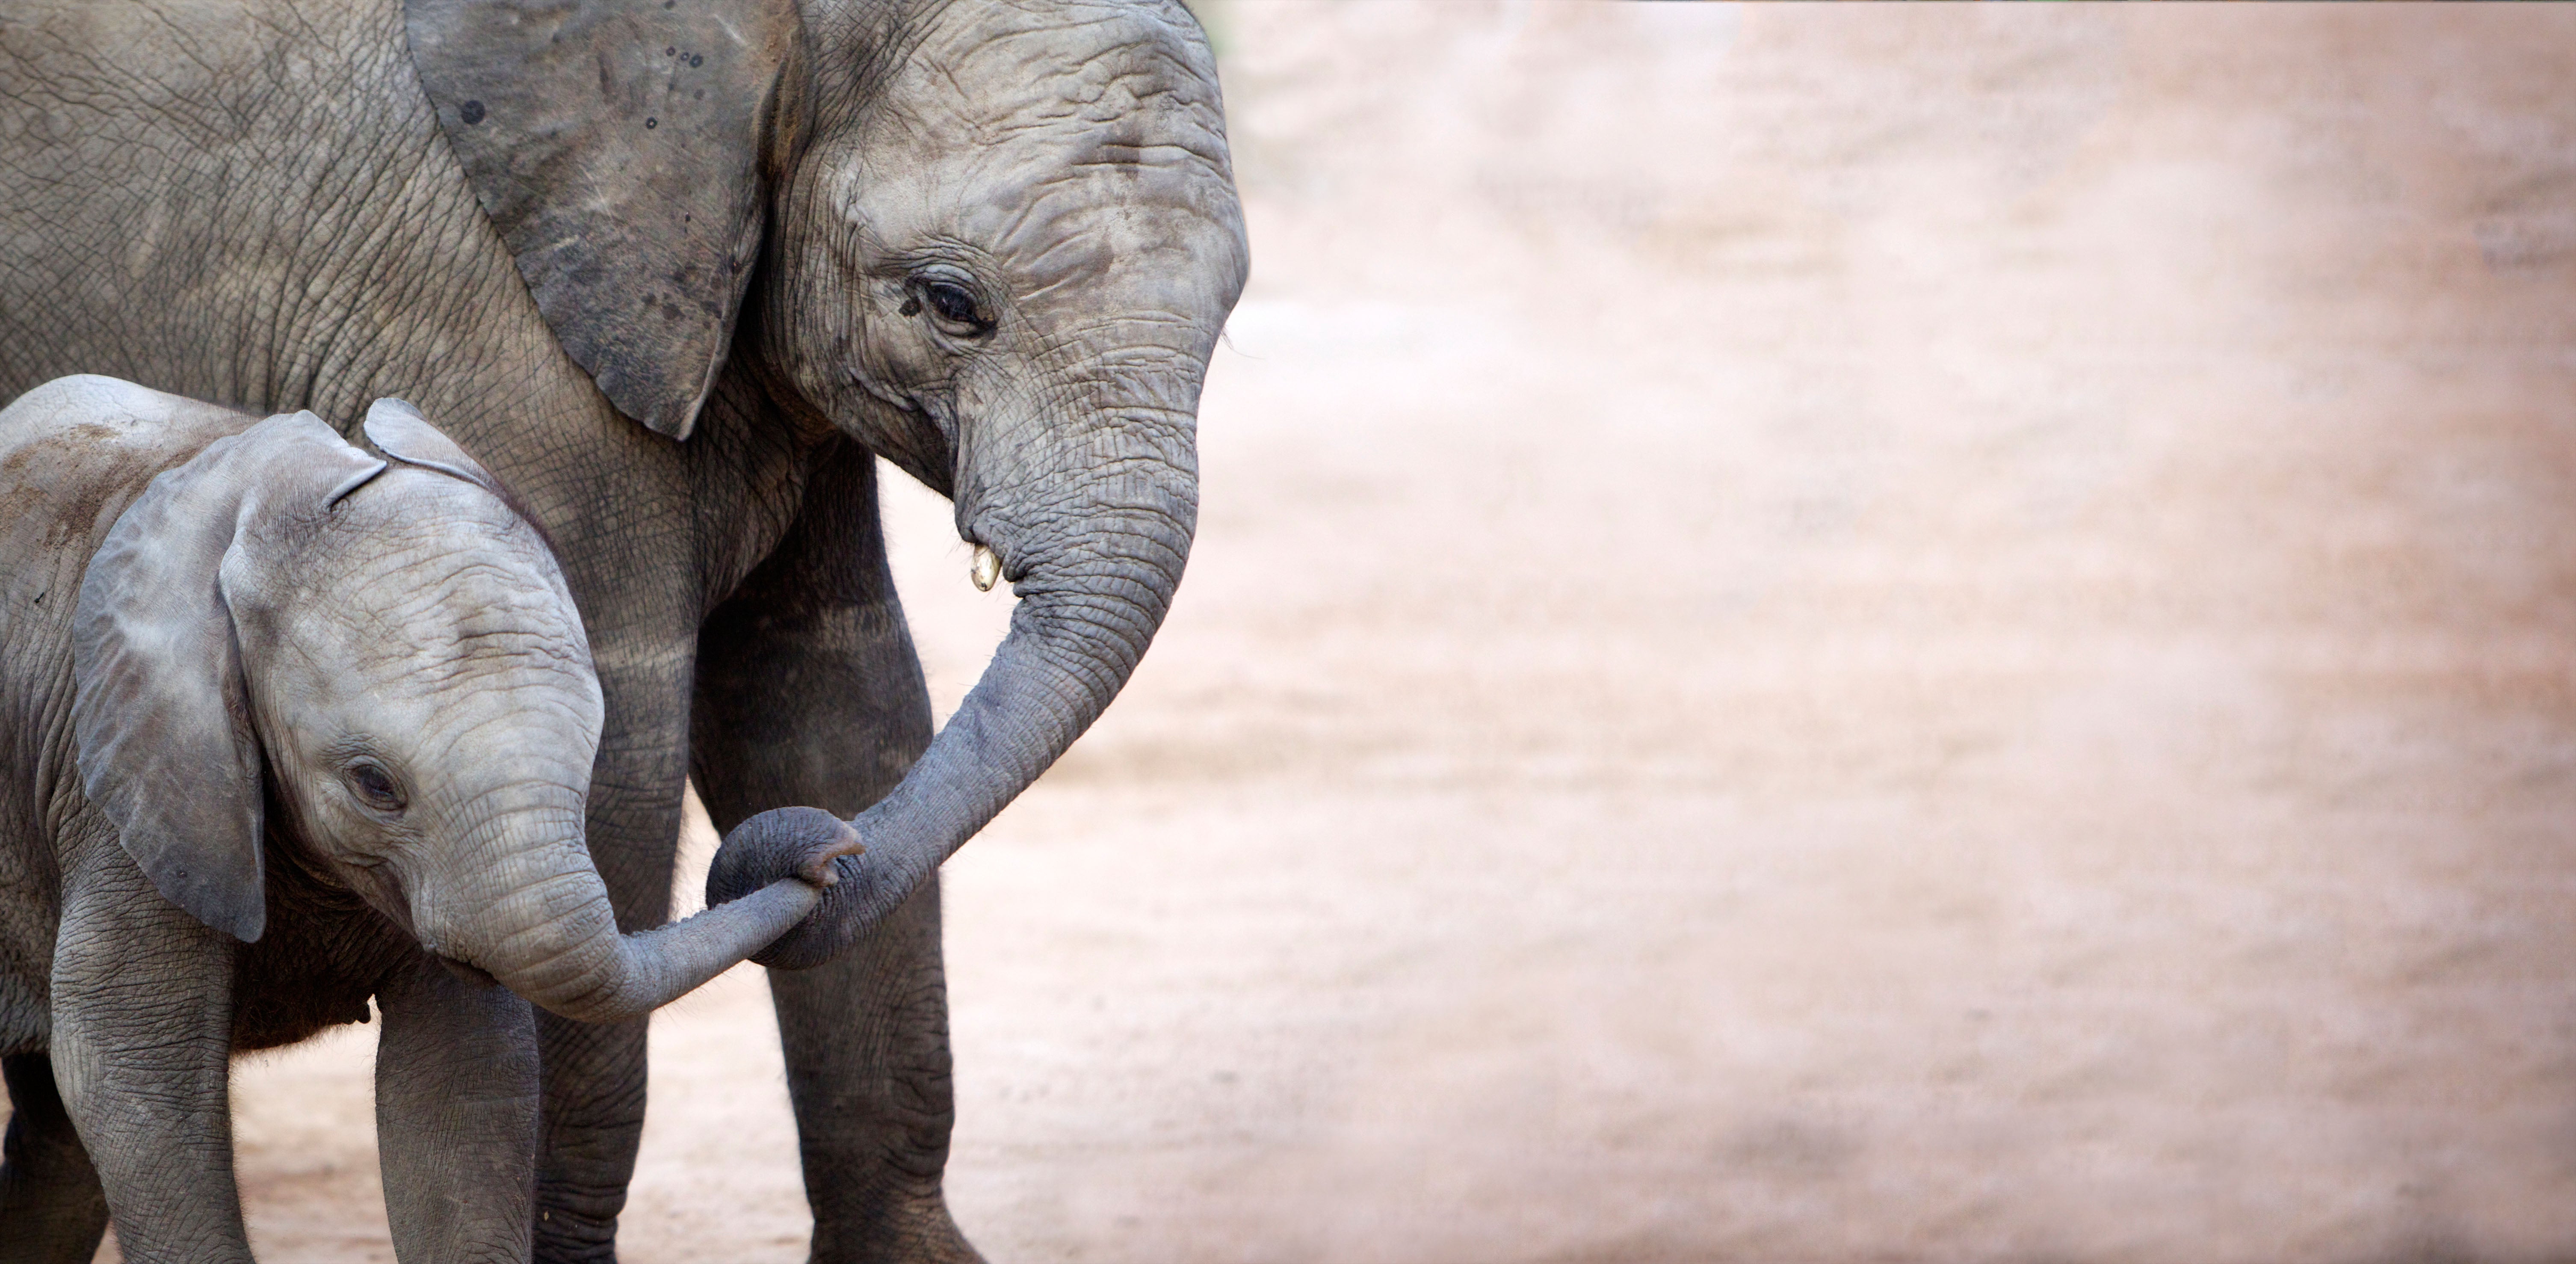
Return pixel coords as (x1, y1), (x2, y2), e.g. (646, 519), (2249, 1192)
(378, 953), (541, 1263)
(535, 599), (694, 1264)
(692, 444), (982, 1264)
(534, 1010), (653, 1264)
(0, 1053), (109, 1264)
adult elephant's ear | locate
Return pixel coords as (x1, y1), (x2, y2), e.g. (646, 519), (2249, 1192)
(405, 0), (802, 440)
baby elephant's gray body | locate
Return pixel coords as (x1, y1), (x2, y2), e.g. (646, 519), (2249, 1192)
(0, 377), (842, 1264)
(0, 378), (250, 1052)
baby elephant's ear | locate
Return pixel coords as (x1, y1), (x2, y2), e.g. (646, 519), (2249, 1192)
(71, 413), (386, 943)
(362, 398), (505, 496)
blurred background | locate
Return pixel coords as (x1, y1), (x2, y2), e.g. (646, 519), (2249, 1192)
(210, 4), (2576, 1261)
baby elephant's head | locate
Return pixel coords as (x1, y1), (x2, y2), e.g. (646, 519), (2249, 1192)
(72, 401), (847, 1020)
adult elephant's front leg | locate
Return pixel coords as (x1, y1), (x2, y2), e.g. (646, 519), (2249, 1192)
(535, 605), (695, 1264)
(692, 447), (982, 1264)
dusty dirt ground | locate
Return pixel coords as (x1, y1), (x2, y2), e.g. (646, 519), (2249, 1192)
(38, 4), (2576, 1261)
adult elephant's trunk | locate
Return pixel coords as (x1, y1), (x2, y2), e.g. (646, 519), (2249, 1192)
(420, 803), (831, 1023)
(738, 367), (1201, 970)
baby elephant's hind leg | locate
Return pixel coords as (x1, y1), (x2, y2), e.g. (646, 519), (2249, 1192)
(0, 1052), (110, 1264)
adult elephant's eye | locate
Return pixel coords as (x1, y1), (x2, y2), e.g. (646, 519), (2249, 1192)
(918, 280), (991, 335)
(347, 761), (407, 814)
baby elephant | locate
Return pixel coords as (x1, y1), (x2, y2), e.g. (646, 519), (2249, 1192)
(0, 377), (856, 1263)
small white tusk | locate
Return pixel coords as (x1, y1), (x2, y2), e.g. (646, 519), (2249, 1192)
(970, 545), (1001, 592)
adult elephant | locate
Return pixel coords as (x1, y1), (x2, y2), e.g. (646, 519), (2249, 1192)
(0, 0), (1246, 1259)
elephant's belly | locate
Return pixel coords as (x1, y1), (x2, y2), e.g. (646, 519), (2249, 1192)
(0, 971), (47, 1058)
(0, 845), (53, 1057)
(230, 965), (382, 1054)
(0, 684), (65, 1059)
(228, 887), (416, 1054)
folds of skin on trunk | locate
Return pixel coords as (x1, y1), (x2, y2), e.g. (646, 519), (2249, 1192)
(421, 808), (826, 1024)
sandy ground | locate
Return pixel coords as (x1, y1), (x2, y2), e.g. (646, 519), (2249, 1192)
(32, 4), (2576, 1261)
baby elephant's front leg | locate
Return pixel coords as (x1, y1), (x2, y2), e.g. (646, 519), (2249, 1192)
(0, 1052), (112, 1264)
(49, 866), (251, 1264)
(376, 952), (541, 1263)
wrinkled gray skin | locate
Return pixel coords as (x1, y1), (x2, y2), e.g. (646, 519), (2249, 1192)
(0, 0), (1246, 1259)
(0, 379), (849, 1264)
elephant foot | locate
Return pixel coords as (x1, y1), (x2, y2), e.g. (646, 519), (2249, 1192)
(532, 1200), (621, 1264)
(811, 1190), (987, 1264)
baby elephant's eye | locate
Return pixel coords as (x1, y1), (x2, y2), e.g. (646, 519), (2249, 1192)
(346, 761), (407, 814)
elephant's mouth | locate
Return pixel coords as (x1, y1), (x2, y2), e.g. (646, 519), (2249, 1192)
(336, 855), (441, 956)
(436, 954), (502, 989)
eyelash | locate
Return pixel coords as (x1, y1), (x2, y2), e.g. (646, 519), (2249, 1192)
(346, 761), (405, 812)
(904, 278), (994, 336)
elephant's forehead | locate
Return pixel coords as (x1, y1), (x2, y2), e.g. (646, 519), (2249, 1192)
(269, 562), (600, 734)
(369, 563), (584, 666)
(912, 0), (1216, 79)
(895, 0), (1230, 163)
(853, 115), (1241, 256)
(990, 176), (1245, 322)
(257, 484), (587, 665)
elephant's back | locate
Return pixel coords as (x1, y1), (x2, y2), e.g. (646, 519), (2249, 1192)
(0, 0), (722, 667)
(0, 375), (251, 572)
(0, 0), (574, 431)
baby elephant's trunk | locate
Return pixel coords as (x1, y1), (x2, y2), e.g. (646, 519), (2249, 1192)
(416, 805), (849, 1024)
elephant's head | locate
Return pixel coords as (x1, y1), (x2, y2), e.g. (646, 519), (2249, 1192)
(408, 0), (1248, 962)
(71, 401), (857, 1019)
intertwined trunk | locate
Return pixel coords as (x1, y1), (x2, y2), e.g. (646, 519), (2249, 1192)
(421, 803), (823, 1023)
(747, 361), (1204, 968)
